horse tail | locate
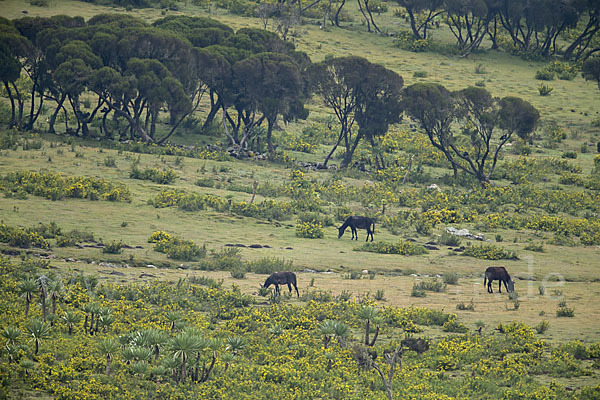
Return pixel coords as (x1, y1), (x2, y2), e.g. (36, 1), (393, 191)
(371, 221), (375, 233)
(483, 274), (487, 287)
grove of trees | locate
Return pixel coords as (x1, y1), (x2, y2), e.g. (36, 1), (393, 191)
(0, 11), (573, 185)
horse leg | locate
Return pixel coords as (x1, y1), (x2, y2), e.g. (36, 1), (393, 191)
(352, 227), (358, 240)
(275, 284), (280, 295)
(293, 283), (299, 297)
(498, 280), (502, 293)
(287, 283), (292, 294)
(503, 280), (509, 292)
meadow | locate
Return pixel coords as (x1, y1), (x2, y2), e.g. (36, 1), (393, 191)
(1, 0), (600, 398)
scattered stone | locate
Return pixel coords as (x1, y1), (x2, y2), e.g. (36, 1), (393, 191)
(248, 244), (263, 248)
(147, 264), (157, 269)
(65, 258), (76, 262)
(135, 245), (143, 249)
(362, 269), (369, 274)
(263, 244), (271, 248)
(446, 227), (485, 241)
(424, 245), (439, 250)
(139, 273), (156, 278)
(99, 270), (125, 276)
(426, 241), (437, 245)
(303, 268), (318, 273)
(285, 247), (293, 250)
(427, 184), (441, 192)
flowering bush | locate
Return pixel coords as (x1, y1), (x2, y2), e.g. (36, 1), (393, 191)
(296, 220), (324, 239)
(1, 171), (131, 202)
(149, 232), (206, 261)
(0, 223), (50, 249)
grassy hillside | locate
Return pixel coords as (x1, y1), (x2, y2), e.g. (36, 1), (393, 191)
(1, 0), (600, 399)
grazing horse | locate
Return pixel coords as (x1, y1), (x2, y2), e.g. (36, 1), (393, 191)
(484, 266), (514, 293)
(338, 216), (375, 242)
(263, 271), (299, 297)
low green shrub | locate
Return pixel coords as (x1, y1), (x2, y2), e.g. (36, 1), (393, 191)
(438, 232), (461, 247)
(130, 166), (177, 184)
(102, 241), (124, 254)
(443, 272), (459, 285)
(463, 244), (518, 260)
(248, 257), (294, 274)
(149, 231), (206, 261)
(524, 243), (544, 252)
(414, 279), (446, 293)
(536, 320), (550, 334)
(456, 299), (475, 311)
(355, 240), (427, 256)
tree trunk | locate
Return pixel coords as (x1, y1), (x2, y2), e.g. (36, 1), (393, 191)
(105, 355), (112, 375)
(334, 0), (346, 26)
(267, 118), (275, 154)
(3, 82), (16, 127)
(180, 355), (187, 382)
(48, 94), (67, 134)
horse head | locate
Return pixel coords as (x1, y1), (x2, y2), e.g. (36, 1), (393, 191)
(507, 279), (515, 293)
(338, 225), (345, 239)
(262, 276), (272, 288)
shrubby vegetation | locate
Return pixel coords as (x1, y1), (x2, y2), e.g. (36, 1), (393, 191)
(1, 170), (131, 202)
(1, 257), (598, 399)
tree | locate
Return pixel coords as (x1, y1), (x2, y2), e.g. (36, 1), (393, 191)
(232, 52), (307, 154)
(165, 311), (182, 333)
(357, 0), (382, 33)
(395, 0), (444, 39)
(98, 338), (120, 375)
(38, 275), (48, 322)
(582, 58), (600, 90)
(352, 63), (403, 168)
(357, 305), (380, 346)
(27, 318), (51, 355)
(0, 29), (34, 129)
(401, 83), (458, 176)
(563, 0), (600, 60)
(0, 39), (23, 128)
(403, 83), (539, 184)
(169, 331), (202, 382)
(19, 278), (38, 318)
(2, 326), (22, 347)
(493, 0), (578, 56)
(497, 96), (540, 142)
(310, 56), (403, 168)
(46, 279), (62, 317)
(62, 311), (80, 335)
(444, 0), (490, 55)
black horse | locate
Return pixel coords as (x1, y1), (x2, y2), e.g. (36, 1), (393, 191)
(263, 271), (299, 297)
(338, 216), (375, 242)
(484, 266), (514, 293)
